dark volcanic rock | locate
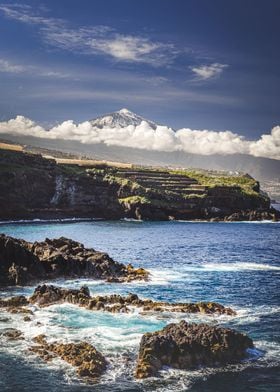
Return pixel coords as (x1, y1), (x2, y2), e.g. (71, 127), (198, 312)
(0, 234), (149, 286)
(29, 285), (236, 316)
(0, 234), (44, 286)
(30, 335), (107, 379)
(224, 209), (278, 222)
(135, 321), (253, 378)
(0, 295), (29, 307)
(1, 328), (24, 340)
(29, 285), (91, 307)
(0, 294), (33, 315)
(28, 236), (148, 282)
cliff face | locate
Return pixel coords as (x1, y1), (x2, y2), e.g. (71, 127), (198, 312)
(0, 150), (275, 221)
(0, 150), (122, 219)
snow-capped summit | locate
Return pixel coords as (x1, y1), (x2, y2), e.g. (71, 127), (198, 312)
(89, 108), (158, 129)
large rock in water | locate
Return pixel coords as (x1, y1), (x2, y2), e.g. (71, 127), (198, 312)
(135, 321), (253, 378)
(30, 335), (107, 379)
(0, 234), (148, 286)
(0, 234), (44, 285)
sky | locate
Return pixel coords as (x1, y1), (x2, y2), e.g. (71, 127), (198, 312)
(0, 0), (279, 157)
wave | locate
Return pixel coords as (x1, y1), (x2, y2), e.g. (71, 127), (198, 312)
(175, 220), (279, 224)
(121, 218), (143, 222)
(201, 262), (280, 271)
(146, 262), (280, 285)
(148, 268), (188, 285)
(0, 217), (103, 225)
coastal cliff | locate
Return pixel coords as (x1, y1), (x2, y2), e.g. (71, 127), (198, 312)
(0, 149), (277, 221)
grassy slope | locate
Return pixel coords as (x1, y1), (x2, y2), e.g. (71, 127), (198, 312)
(170, 169), (260, 196)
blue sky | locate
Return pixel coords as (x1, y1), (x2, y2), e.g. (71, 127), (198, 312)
(0, 0), (279, 138)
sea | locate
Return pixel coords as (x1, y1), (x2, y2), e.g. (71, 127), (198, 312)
(0, 219), (279, 391)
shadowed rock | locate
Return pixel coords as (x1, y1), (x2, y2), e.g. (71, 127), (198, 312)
(0, 235), (44, 286)
(135, 320), (254, 378)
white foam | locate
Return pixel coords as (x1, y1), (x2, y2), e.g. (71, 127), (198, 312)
(148, 268), (187, 284)
(201, 262), (280, 271)
(173, 220), (279, 224)
(0, 217), (102, 225)
(121, 218), (143, 222)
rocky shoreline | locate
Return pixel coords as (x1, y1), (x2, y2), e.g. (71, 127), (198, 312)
(0, 284), (236, 316)
(0, 283), (255, 381)
(0, 234), (258, 382)
(0, 234), (148, 286)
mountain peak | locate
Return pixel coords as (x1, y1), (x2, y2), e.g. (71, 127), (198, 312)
(119, 108), (130, 114)
(89, 108), (158, 129)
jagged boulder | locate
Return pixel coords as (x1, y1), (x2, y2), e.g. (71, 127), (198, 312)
(29, 284), (91, 307)
(30, 335), (107, 379)
(135, 321), (253, 378)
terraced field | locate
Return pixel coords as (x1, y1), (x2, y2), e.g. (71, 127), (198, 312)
(114, 169), (208, 196)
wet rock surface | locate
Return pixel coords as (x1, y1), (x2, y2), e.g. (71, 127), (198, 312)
(0, 234), (148, 286)
(223, 209), (278, 222)
(135, 320), (254, 378)
(0, 295), (29, 308)
(0, 295), (32, 314)
(29, 285), (236, 316)
(30, 335), (107, 379)
(1, 328), (24, 340)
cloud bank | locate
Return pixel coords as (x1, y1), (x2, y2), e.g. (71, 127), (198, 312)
(0, 115), (279, 160)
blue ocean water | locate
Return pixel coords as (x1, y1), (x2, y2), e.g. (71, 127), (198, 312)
(0, 220), (279, 391)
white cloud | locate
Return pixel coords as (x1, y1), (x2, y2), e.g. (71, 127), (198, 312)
(0, 59), (25, 73)
(0, 115), (279, 160)
(90, 35), (166, 63)
(191, 63), (228, 80)
(0, 57), (70, 78)
(0, 4), (175, 65)
(0, 116), (46, 137)
(249, 126), (280, 160)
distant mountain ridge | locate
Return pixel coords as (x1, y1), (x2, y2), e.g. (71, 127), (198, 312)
(89, 108), (158, 129)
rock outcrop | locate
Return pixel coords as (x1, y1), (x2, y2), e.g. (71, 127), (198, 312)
(30, 335), (107, 379)
(1, 328), (24, 340)
(135, 321), (253, 378)
(0, 234), (148, 286)
(0, 234), (44, 286)
(29, 285), (236, 316)
(0, 295), (32, 315)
